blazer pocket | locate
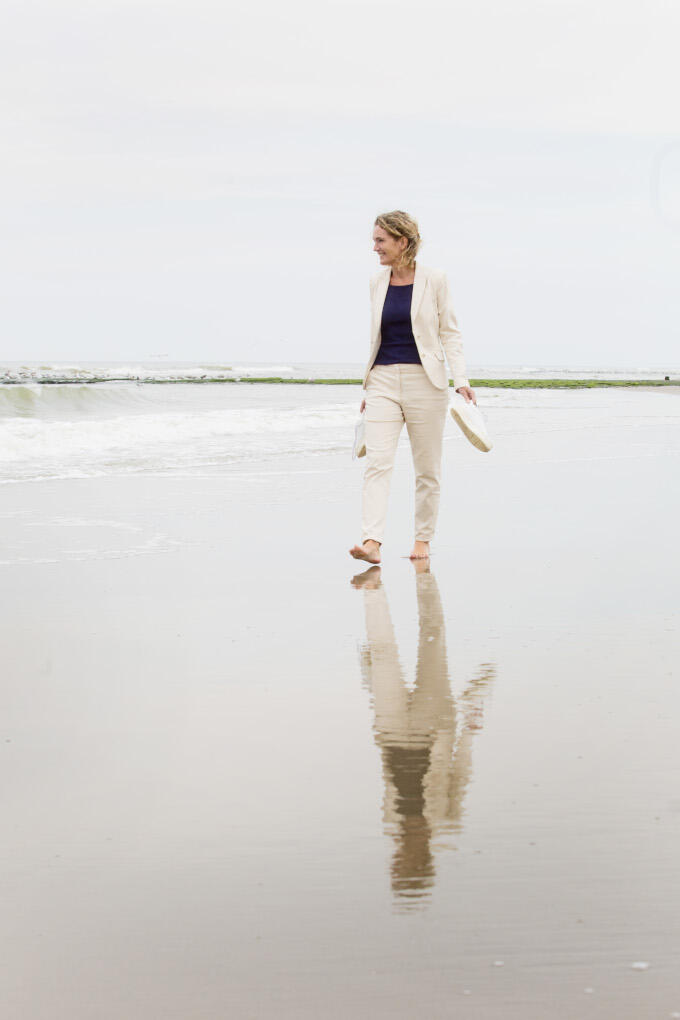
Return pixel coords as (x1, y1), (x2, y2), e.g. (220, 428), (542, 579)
(433, 347), (445, 361)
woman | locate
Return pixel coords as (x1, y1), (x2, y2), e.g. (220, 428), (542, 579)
(349, 210), (476, 564)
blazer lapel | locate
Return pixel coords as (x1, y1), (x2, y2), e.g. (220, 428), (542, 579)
(371, 268), (391, 346)
(410, 261), (426, 328)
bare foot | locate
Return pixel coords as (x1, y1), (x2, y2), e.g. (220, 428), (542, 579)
(351, 565), (382, 589)
(349, 539), (381, 564)
(409, 540), (430, 560)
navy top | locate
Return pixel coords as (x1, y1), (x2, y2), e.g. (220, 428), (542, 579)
(374, 284), (421, 366)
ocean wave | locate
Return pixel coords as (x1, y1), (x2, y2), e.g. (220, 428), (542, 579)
(2, 374), (676, 485)
(0, 383), (165, 419)
(0, 401), (358, 482)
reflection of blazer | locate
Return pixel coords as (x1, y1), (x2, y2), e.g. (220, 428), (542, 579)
(363, 261), (470, 392)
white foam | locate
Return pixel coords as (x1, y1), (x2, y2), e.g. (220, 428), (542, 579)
(1, 377), (677, 484)
(0, 402), (358, 482)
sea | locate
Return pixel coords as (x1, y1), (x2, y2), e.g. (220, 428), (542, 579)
(1, 361), (678, 486)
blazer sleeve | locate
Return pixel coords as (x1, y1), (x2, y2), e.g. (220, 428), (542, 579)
(433, 271), (470, 391)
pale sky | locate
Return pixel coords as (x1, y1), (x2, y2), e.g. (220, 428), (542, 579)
(1, 0), (679, 368)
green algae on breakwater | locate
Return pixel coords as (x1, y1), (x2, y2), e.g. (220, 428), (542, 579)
(1, 377), (676, 388)
(152, 377), (677, 388)
(216, 377), (677, 389)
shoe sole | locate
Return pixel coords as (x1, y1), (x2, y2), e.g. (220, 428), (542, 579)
(450, 407), (493, 452)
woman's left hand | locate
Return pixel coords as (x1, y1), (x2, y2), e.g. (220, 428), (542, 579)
(456, 385), (477, 405)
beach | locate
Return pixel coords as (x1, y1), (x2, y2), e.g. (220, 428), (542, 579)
(2, 379), (679, 1018)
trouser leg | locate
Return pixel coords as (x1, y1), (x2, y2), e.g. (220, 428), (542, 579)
(361, 416), (403, 544)
(361, 366), (404, 545)
(403, 371), (448, 542)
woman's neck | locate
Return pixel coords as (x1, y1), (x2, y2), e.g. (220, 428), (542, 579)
(390, 261), (416, 285)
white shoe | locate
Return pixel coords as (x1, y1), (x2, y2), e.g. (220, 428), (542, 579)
(450, 392), (493, 452)
(352, 412), (366, 459)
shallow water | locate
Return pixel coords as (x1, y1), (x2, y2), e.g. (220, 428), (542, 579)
(1, 388), (679, 1017)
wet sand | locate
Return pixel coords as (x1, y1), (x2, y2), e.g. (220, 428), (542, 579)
(2, 389), (679, 1018)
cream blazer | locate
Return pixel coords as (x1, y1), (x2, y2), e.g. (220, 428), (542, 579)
(363, 262), (470, 392)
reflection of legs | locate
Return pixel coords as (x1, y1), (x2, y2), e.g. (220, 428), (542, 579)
(412, 573), (452, 722)
(361, 417), (403, 545)
(362, 585), (409, 733)
(414, 573), (450, 720)
(410, 573), (456, 827)
(403, 377), (448, 543)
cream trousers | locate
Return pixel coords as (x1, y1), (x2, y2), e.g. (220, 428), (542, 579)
(362, 364), (449, 544)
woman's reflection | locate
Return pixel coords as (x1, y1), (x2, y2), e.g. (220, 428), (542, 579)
(353, 563), (495, 907)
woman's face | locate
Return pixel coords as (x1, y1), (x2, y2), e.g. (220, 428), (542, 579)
(373, 226), (407, 267)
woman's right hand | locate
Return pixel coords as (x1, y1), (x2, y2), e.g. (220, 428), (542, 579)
(360, 398), (366, 414)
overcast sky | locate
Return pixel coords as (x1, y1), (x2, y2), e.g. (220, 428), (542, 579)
(2, 0), (679, 369)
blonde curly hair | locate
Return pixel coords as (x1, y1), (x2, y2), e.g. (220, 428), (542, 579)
(374, 210), (422, 268)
